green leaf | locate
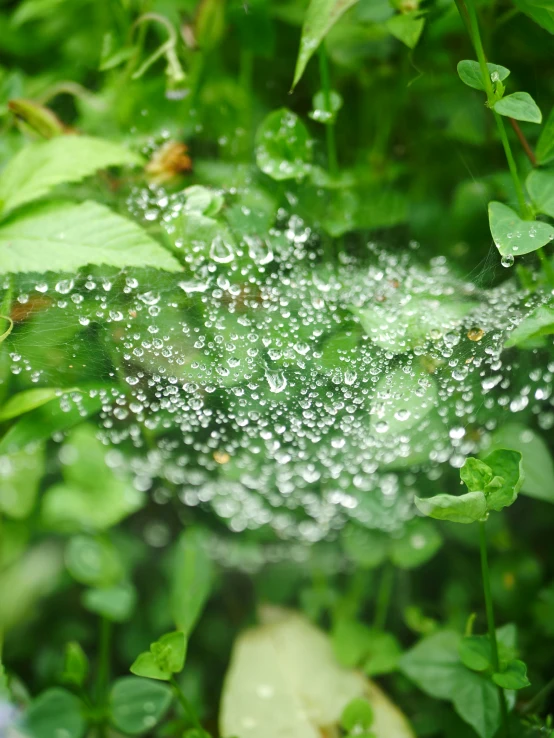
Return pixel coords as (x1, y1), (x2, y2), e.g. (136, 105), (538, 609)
(399, 631), (501, 738)
(341, 698), (374, 731)
(492, 659), (530, 690)
(183, 185), (224, 217)
(110, 677), (172, 735)
(527, 169), (554, 218)
(332, 618), (373, 668)
(22, 688), (86, 738)
(488, 201), (554, 256)
(292, 0), (358, 89)
(150, 631), (187, 674)
(513, 0), (554, 33)
(0, 392), (103, 455)
(0, 136), (142, 216)
(82, 582), (137, 622)
(171, 528), (214, 636)
(363, 631), (402, 676)
(386, 12), (425, 49)
(457, 60), (510, 92)
(505, 305), (554, 348)
(65, 535), (123, 588)
(61, 642), (89, 688)
(41, 424), (144, 531)
(255, 109), (312, 181)
(389, 519), (443, 570)
(341, 525), (388, 569)
(493, 92), (542, 124)
(458, 635), (493, 672)
(536, 107), (554, 164)
(460, 457), (494, 492)
(414, 491), (487, 524)
(0, 200), (181, 275)
(0, 387), (72, 421)
(130, 652), (171, 681)
(485, 423), (554, 503)
(0, 444), (44, 518)
(482, 449), (524, 511)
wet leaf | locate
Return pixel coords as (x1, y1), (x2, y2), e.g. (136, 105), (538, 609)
(504, 304), (554, 348)
(457, 61), (510, 92)
(488, 201), (554, 256)
(0, 200), (182, 274)
(255, 109), (312, 181)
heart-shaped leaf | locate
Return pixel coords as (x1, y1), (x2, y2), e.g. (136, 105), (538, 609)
(493, 92), (542, 123)
(488, 201), (554, 256)
(457, 61), (510, 91)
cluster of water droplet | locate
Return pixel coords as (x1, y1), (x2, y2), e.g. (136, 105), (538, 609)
(4, 181), (554, 542)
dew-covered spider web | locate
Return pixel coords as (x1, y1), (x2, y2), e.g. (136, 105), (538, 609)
(2, 174), (554, 545)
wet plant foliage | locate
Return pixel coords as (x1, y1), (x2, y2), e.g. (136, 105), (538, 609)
(1, 0), (554, 737)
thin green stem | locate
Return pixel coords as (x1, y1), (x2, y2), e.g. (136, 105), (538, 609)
(96, 618), (111, 704)
(479, 522), (510, 738)
(169, 675), (203, 732)
(373, 563), (394, 631)
(318, 44), (338, 176)
(456, 0), (529, 219)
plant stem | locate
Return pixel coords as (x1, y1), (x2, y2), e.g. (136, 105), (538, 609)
(318, 43), (338, 176)
(96, 617), (111, 703)
(509, 118), (537, 166)
(457, 0), (529, 219)
(169, 675), (203, 732)
(373, 562), (394, 631)
(479, 522), (510, 738)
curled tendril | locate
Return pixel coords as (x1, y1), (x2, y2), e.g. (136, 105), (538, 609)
(130, 13), (185, 83)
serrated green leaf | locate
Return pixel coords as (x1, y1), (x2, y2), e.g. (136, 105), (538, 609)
(493, 92), (542, 124)
(492, 659), (530, 690)
(457, 60), (510, 92)
(414, 491), (487, 524)
(0, 136), (142, 215)
(110, 677), (172, 734)
(0, 200), (181, 275)
(527, 168), (554, 218)
(22, 688), (86, 738)
(386, 12), (425, 49)
(292, 0), (358, 89)
(255, 109), (312, 181)
(460, 457), (494, 492)
(488, 201), (554, 256)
